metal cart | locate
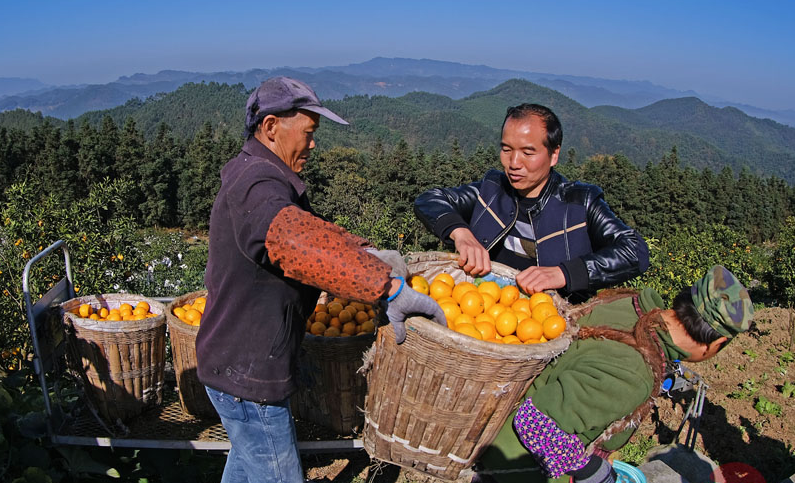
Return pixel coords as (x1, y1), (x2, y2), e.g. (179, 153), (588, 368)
(23, 240), (362, 453)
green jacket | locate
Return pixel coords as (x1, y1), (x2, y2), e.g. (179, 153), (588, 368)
(479, 288), (687, 483)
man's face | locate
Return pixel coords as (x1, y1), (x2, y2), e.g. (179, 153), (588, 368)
(272, 110), (320, 173)
(500, 115), (560, 198)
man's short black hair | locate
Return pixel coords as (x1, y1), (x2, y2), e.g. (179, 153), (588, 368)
(502, 103), (563, 155)
(244, 109), (298, 140)
(672, 288), (724, 346)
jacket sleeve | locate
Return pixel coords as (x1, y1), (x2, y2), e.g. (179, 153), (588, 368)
(413, 180), (483, 246)
(265, 205), (392, 304)
(561, 188), (649, 293)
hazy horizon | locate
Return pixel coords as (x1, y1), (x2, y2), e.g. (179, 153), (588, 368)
(2, 0), (793, 111)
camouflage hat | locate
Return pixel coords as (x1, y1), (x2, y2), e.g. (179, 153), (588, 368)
(691, 265), (754, 339)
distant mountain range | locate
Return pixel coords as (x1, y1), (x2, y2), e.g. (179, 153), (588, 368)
(2, 57), (794, 127)
(4, 78), (791, 184)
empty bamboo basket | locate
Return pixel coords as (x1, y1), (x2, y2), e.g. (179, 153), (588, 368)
(291, 293), (376, 434)
(166, 290), (218, 419)
(61, 294), (166, 424)
(362, 252), (577, 480)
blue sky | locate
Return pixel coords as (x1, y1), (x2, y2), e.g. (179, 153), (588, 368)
(2, 0), (793, 110)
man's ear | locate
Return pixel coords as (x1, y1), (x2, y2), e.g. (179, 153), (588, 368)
(259, 115), (279, 142)
(708, 336), (729, 353)
(549, 146), (560, 167)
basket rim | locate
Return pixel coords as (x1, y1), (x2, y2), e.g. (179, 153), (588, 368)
(165, 289), (207, 333)
(61, 294), (166, 332)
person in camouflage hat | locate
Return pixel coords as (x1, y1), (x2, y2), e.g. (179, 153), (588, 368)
(475, 265), (754, 483)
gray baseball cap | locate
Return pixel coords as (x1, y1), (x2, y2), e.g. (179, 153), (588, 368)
(245, 76), (348, 131)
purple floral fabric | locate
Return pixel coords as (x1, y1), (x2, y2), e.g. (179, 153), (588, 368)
(513, 397), (590, 478)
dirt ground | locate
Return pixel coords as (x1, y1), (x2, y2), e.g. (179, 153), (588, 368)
(299, 307), (795, 483)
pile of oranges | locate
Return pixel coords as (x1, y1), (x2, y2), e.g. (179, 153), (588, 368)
(306, 297), (377, 337)
(74, 301), (158, 321)
(408, 273), (566, 344)
(172, 297), (206, 326)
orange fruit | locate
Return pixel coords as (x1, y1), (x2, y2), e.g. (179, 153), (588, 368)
(481, 293), (496, 311)
(338, 309), (353, 323)
(327, 302), (344, 317)
(459, 291), (485, 317)
(89, 313), (100, 320)
(99, 307), (109, 318)
(119, 303), (133, 313)
(328, 317), (342, 329)
(429, 280), (454, 300)
(185, 309), (202, 324)
(499, 285), (521, 307)
(133, 307), (148, 317)
(354, 311), (369, 324)
(495, 311), (519, 337)
(173, 307), (186, 318)
(501, 335), (522, 344)
(439, 302), (462, 328)
(532, 302), (558, 323)
(485, 337), (503, 344)
(310, 321), (326, 335)
(436, 296), (456, 306)
(107, 312), (122, 321)
(511, 298), (532, 315)
(342, 322), (358, 335)
(455, 323), (483, 340)
(133, 314), (145, 321)
(475, 321), (497, 340)
(324, 326), (341, 337)
(477, 281), (502, 301)
(333, 297), (350, 306)
(529, 292), (554, 309)
(315, 312), (331, 324)
(433, 273), (455, 287)
(516, 319), (544, 342)
(136, 301), (150, 312)
(524, 338), (543, 344)
(452, 281), (478, 304)
(474, 313), (495, 325)
(315, 303), (327, 313)
(543, 315), (566, 340)
(486, 303), (508, 319)
(409, 275), (430, 295)
(78, 304), (93, 318)
(359, 320), (375, 334)
(453, 313), (476, 328)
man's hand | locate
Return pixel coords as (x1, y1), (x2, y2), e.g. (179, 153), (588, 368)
(516, 266), (566, 294)
(384, 278), (447, 343)
(450, 227), (491, 276)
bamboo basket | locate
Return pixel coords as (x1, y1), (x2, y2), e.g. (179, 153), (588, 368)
(165, 290), (218, 419)
(291, 292), (376, 434)
(61, 294), (167, 424)
(362, 252), (578, 481)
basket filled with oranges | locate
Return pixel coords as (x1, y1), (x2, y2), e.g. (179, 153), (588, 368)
(60, 294), (167, 424)
(362, 251), (577, 481)
(290, 292), (376, 434)
(291, 293), (378, 435)
(165, 290), (217, 419)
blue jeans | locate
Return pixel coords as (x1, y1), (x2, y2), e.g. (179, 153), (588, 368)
(206, 386), (304, 483)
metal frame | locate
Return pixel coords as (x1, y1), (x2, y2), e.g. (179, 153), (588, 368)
(23, 240), (364, 453)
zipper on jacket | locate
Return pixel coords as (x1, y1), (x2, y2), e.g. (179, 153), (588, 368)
(485, 198), (519, 251)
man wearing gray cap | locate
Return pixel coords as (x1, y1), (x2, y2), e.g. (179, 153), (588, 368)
(196, 77), (445, 483)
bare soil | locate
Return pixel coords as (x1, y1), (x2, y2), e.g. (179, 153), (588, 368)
(300, 308), (795, 483)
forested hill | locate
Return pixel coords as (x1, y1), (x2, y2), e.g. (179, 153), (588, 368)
(2, 79), (795, 183)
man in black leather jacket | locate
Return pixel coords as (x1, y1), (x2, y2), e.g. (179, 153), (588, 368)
(414, 103), (649, 301)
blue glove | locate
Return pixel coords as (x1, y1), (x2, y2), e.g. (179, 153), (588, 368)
(383, 277), (447, 343)
(365, 248), (409, 279)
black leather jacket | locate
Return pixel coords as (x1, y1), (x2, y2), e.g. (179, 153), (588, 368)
(414, 169), (649, 299)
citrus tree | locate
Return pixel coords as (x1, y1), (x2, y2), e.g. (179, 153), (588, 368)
(767, 217), (795, 307)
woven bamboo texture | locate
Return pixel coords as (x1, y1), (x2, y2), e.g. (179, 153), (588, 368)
(291, 292), (375, 435)
(362, 251), (577, 480)
(166, 290), (218, 419)
(61, 294), (167, 425)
